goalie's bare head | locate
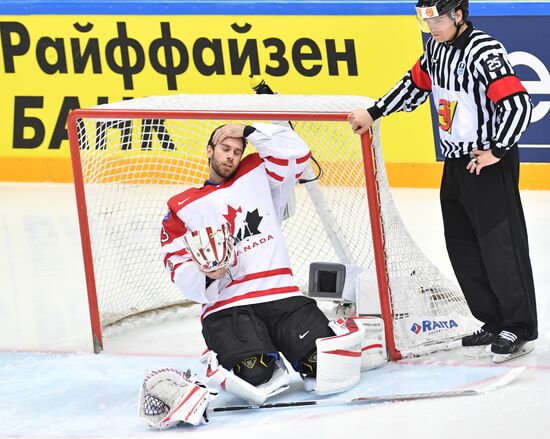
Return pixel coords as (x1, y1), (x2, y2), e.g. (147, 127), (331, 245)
(207, 124), (247, 183)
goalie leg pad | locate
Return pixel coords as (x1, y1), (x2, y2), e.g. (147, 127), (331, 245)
(313, 319), (365, 395)
(351, 316), (387, 370)
(205, 351), (290, 404)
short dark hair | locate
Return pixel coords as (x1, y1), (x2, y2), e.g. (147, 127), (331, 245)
(457, 0), (469, 20)
(207, 124), (247, 152)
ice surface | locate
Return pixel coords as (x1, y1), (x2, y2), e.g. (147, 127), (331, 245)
(1, 184), (549, 438)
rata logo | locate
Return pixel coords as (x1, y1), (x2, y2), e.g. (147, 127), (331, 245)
(438, 99), (458, 133)
(223, 204), (264, 243)
(410, 319), (459, 334)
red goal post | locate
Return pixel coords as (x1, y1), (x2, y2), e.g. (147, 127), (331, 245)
(67, 94), (477, 359)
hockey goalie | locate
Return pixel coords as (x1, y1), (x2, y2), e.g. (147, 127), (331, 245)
(141, 122), (386, 428)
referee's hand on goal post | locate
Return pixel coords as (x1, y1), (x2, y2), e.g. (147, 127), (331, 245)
(348, 109), (374, 135)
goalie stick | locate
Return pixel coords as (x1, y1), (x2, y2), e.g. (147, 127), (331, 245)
(207, 366), (525, 414)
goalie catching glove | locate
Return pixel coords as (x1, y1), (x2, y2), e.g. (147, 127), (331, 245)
(138, 368), (219, 429)
(183, 223), (235, 273)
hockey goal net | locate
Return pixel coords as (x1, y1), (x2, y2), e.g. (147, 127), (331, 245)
(68, 94), (477, 359)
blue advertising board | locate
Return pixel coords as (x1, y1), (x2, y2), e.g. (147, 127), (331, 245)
(475, 16), (550, 163)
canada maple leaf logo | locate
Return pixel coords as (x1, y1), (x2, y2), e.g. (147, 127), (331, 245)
(222, 204), (263, 242)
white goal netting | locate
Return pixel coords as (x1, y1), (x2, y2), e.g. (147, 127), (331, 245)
(70, 94), (478, 357)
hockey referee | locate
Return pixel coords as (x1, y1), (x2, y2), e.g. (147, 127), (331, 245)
(348, 0), (537, 362)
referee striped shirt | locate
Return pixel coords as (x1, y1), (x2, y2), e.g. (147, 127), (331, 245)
(368, 22), (532, 159)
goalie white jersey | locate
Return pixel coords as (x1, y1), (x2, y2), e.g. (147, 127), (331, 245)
(161, 123), (311, 320)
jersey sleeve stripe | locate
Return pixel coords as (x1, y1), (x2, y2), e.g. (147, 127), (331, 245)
(487, 75), (527, 104)
(296, 151), (312, 164)
(266, 168), (285, 182)
(161, 235), (188, 253)
(170, 262), (185, 281)
(163, 247), (189, 266)
(165, 254), (192, 269)
(411, 58), (432, 91)
(265, 156), (289, 166)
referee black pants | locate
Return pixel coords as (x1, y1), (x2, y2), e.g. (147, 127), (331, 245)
(440, 146), (537, 341)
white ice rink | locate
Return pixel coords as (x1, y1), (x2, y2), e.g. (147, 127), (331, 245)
(1, 183), (549, 438)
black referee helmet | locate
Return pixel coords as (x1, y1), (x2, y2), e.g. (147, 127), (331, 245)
(416, 0), (469, 19)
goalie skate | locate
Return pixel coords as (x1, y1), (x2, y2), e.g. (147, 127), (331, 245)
(492, 341), (535, 363)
